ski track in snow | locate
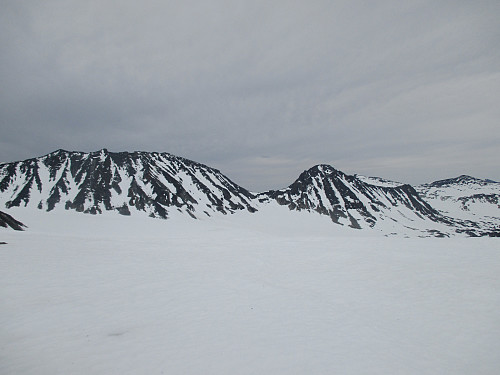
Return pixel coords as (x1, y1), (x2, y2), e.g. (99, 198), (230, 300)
(1, 208), (500, 375)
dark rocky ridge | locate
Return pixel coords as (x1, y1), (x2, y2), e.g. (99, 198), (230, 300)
(0, 210), (26, 231)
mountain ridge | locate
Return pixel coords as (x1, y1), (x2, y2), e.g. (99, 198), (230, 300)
(0, 149), (257, 219)
(1, 150), (498, 236)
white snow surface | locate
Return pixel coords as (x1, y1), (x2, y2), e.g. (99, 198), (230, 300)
(1, 208), (500, 375)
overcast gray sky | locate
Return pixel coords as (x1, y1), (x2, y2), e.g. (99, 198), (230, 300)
(1, 0), (499, 191)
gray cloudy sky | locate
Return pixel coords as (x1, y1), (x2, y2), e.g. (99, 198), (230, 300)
(1, 0), (499, 191)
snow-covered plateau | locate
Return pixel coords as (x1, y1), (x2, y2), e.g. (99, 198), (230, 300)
(1, 207), (499, 375)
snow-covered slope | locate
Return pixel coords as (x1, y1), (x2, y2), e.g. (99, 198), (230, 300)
(417, 175), (500, 236)
(1, 209), (499, 374)
(0, 149), (257, 219)
(354, 174), (404, 188)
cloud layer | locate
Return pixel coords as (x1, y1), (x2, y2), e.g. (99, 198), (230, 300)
(1, 1), (499, 190)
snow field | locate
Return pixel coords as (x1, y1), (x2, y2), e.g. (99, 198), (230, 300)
(1, 209), (500, 374)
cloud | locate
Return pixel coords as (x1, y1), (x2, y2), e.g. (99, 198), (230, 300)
(1, 1), (499, 191)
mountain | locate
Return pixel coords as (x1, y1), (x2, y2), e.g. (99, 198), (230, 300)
(416, 175), (500, 236)
(1, 150), (498, 237)
(0, 149), (257, 219)
(260, 165), (453, 237)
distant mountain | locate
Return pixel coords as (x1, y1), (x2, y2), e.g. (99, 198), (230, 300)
(423, 175), (498, 187)
(0, 149), (257, 219)
(416, 175), (500, 236)
(0, 150), (498, 237)
(0, 210), (26, 231)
